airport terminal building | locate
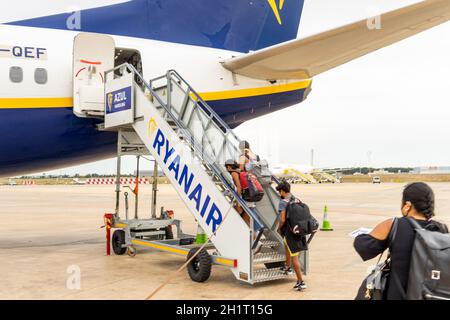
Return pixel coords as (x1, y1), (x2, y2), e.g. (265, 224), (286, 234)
(413, 166), (450, 174)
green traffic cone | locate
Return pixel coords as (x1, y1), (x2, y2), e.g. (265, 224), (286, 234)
(320, 205), (334, 231)
(195, 225), (207, 244)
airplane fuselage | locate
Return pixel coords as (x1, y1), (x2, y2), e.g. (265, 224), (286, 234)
(0, 25), (311, 176)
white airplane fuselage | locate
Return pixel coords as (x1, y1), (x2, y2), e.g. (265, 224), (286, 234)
(0, 24), (311, 177)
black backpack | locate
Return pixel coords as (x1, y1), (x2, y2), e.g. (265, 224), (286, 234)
(286, 199), (319, 237)
(406, 218), (450, 300)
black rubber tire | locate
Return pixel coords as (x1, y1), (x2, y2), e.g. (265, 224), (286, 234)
(112, 230), (127, 255)
(165, 226), (174, 240)
(264, 261), (285, 269)
(186, 248), (212, 283)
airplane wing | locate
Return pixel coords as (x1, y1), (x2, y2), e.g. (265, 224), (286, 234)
(222, 0), (450, 80)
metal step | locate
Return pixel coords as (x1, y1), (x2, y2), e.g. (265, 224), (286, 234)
(132, 231), (165, 237)
(253, 268), (293, 283)
(253, 252), (285, 264)
(261, 240), (281, 248)
(166, 119), (177, 127)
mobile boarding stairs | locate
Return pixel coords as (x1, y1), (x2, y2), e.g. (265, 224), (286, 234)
(76, 63), (311, 285)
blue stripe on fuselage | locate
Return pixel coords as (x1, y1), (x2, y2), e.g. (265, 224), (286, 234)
(0, 108), (117, 177)
(0, 89), (306, 176)
(209, 87), (307, 127)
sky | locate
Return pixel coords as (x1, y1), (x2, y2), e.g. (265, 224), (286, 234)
(2, 0), (449, 175)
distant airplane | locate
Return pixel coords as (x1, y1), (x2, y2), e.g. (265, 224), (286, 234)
(270, 163), (314, 176)
(270, 163), (341, 183)
(0, 0), (449, 177)
(72, 178), (86, 185)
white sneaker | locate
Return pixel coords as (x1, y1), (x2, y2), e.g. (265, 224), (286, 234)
(294, 281), (307, 291)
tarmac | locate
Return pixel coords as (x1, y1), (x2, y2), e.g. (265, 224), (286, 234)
(1, 182), (449, 300)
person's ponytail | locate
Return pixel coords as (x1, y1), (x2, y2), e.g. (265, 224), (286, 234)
(402, 182), (435, 220)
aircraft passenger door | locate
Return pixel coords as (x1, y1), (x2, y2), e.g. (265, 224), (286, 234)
(73, 33), (115, 118)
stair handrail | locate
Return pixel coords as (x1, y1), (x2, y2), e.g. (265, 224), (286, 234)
(167, 70), (242, 153)
(105, 63), (265, 231)
(150, 69), (284, 193)
(167, 70), (284, 206)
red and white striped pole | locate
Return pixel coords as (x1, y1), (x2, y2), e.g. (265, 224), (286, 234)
(104, 213), (113, 256)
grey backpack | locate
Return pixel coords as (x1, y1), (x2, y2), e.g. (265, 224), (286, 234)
(406, 218), (450, 300)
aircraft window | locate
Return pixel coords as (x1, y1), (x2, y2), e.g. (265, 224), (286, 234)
(9, 66), (23, 83)
(34, 68), (48, 85)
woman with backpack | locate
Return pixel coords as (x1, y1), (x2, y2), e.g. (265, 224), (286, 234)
(225, 159), (263, 253)
(224, 159), (249, 226)
(237, 140), (264, 207)
(354, 182), (448, 300)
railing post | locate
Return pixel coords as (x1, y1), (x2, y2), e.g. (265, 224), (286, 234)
(134, 155), (140, 220)
(151, 160), (158, 219)
(114, 132), (122, 219)
(166, 72), (172, 114)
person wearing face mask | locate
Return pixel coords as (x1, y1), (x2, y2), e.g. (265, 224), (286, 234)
(354, 182), (448, 300)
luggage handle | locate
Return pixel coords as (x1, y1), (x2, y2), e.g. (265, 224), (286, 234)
(424, 293), (450, 301)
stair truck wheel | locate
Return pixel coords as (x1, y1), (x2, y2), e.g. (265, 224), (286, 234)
(165, 226), (174, 240)
(187, 248), (212, 283)
(112, 230), (127, 255)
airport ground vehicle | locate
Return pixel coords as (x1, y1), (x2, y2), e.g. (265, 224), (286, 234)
(372, 176), (381, 184)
